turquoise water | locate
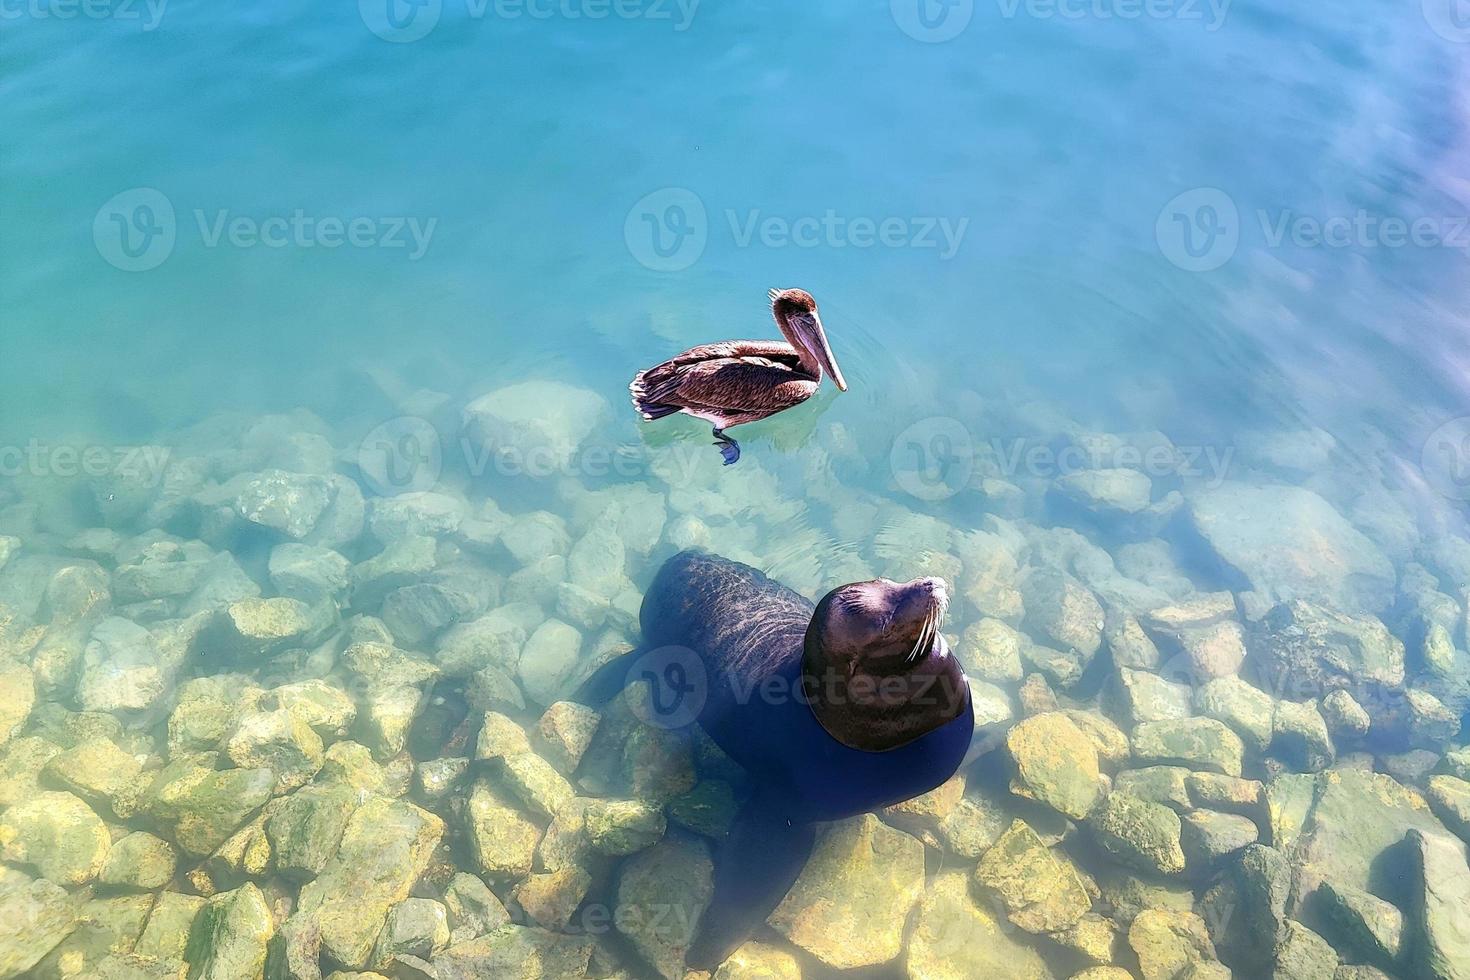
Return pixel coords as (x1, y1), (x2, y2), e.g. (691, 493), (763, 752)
(4, 1), (1470, 978)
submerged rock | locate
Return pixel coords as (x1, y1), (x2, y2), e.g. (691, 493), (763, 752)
(41, 736), (143, 814)
(464, 779), (539, 880)
(1131, 718), (1245, 777)
(1179, 809), (1257, 871)
(975, 819), (1091, 933)
(266, 783), (361, 881)
(1315, 879), (1403, 968)
(461, 381), (610, 472)
(234, 470), (332, 540)
(1249, 600), (1405, 695)
(1006, 712), (1103, 820)
(614, 837), (712, 979)
(1406, 828), (1470, 980)
(1271, 699), (1335, 773)
(1293, 769), (1450, 912)
(295, 797), (444, 969)
(0, 663), (34, 750)
(78, 616), (165, 715)
(224, 708), (325, 794)
(905, 871), (1052, 980)
(1086, 792), (1186, 876)
(1321, 689), (1371, 738)
(99, 832), (177, 891)
(1187, 483), (1394, 613)
(715, 941), (803, 980)
(1128, 908), (1217, 980)
(148, 763), (274, 857)
(1021, 568), (1104, 662)
(516, 620), (583, 706)
(0, 790), (110, 885)
(184, 882), (274, 980)
(442, 872), (510, 946)
(1195, 675), (1275, 753)
(585, 798), (666, 856)
(769, 814), (925, 970)
(0, 873), (79, 978)
(370, 897), (450, 968)
(433, 924), (594, 980)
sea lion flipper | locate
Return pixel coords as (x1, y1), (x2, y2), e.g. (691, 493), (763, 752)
(572, 647), (646, 706)
(687, 794), (815, 970)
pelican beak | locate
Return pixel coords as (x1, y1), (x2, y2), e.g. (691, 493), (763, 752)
(793, 312), (848, 391)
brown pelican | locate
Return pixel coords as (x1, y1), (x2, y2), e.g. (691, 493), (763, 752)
(629, 287), (848, 464)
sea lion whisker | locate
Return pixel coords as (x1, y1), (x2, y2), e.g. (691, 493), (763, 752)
(908, 607), (937, 663)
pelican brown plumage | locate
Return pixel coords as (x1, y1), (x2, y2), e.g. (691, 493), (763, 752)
(629, 287), (848, 464)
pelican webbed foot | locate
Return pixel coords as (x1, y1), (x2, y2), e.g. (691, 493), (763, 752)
(712, 428), (741, 466)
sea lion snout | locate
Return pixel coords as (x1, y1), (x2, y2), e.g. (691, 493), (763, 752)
(890, 577), (949, 635)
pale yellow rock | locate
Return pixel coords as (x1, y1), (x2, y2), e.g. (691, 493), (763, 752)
(713, 941), (802, 980)
(769, 814), (925, 970)
(905, 872), (1052, 980)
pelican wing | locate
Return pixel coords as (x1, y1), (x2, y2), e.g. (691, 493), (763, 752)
(651, 341), (801, 373)
(665, 356), (819, 416)
(632, 341), (807, 414)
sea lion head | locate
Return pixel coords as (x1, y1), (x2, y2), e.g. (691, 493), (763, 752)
(802, 576), (970, 752)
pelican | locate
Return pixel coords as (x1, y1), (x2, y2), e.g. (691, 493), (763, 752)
(629, 287), (848, 464)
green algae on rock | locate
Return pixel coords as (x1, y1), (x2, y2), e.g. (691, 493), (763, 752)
(0, 790), (111, 885)
(975, 818), (1091, 933)
(185, 882), (274, 980)
(1131, 717), (1245, 777)
(1086, 792), (1187, 876)
(1006, 711), (1104, 820)
(294, 797), (444, 969)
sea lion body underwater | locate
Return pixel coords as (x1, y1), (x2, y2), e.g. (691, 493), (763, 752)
(584, 550), (973, 968)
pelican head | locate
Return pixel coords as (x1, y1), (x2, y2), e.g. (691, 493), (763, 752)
(769, 287), (848, 391)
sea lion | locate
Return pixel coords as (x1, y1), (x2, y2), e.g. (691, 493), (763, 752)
(582, 550), (973, 969)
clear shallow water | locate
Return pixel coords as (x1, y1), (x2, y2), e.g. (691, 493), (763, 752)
(4, 1), (1470, 978)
